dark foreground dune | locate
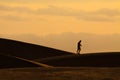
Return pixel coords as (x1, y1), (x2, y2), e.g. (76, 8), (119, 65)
(0, 54), (52, 68)
(0, 67), (120, 80)
(0, 38), (72, 60)
(39, 52), (120, 67)
(0, 38), (120, 80)
(0, 38), (120, 67)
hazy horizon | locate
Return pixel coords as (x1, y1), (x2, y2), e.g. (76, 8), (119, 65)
(1, 32), (120, 53)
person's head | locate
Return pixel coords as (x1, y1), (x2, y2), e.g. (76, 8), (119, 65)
(79, 40), (81, 42)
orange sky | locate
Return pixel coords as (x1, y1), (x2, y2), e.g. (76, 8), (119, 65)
(0, 0), (120, 53)
(0, 0), (120, 36)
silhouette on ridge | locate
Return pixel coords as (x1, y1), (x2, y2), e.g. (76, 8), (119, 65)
(77, 40), (82, 54)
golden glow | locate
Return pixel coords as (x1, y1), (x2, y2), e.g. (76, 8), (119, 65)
(0, 1), (120, 36)
(0, 1), (120, 53)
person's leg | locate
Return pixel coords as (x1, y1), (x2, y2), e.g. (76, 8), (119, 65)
(79, 49), (81, 54)
(76, 49), (78, 54)
(77, 49), (79, 54)
(79, 49), (80, 54)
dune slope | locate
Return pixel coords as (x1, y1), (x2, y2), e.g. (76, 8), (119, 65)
(0, 54), (47, 68)
(0, 38), (72, 60)
(39, 52), (120, 67)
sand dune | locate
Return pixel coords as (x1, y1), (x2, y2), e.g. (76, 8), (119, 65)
(0, 67), (120, 80)
(0, 54), (51, 68)
(14, 56), (53, 68)
(0, 38), (120, 67)
(0, 38), (72, 60)
(39, 52), (120, 67)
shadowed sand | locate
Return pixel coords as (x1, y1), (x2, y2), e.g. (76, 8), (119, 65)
(0, 67), (120, 80)
(0, 38), (72, 60)
(0, 54), (53, 68)
(0, 38), (120, 68)
(38, 52), (120, 67)
(0, 38), (120, 80)
(14, 56), (53, 68)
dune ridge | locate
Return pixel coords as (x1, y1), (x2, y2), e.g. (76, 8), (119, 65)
(39, 52), (120, 67)
(0, 38), (120, 68)
(0, 38), (72, 60)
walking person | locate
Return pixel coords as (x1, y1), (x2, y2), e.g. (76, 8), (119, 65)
(77, 40), (82, 54)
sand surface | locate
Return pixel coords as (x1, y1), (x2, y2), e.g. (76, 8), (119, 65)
(0, 67), (120, 80)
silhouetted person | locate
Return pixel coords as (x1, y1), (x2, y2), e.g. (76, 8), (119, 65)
(77, 40), (82, 54)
